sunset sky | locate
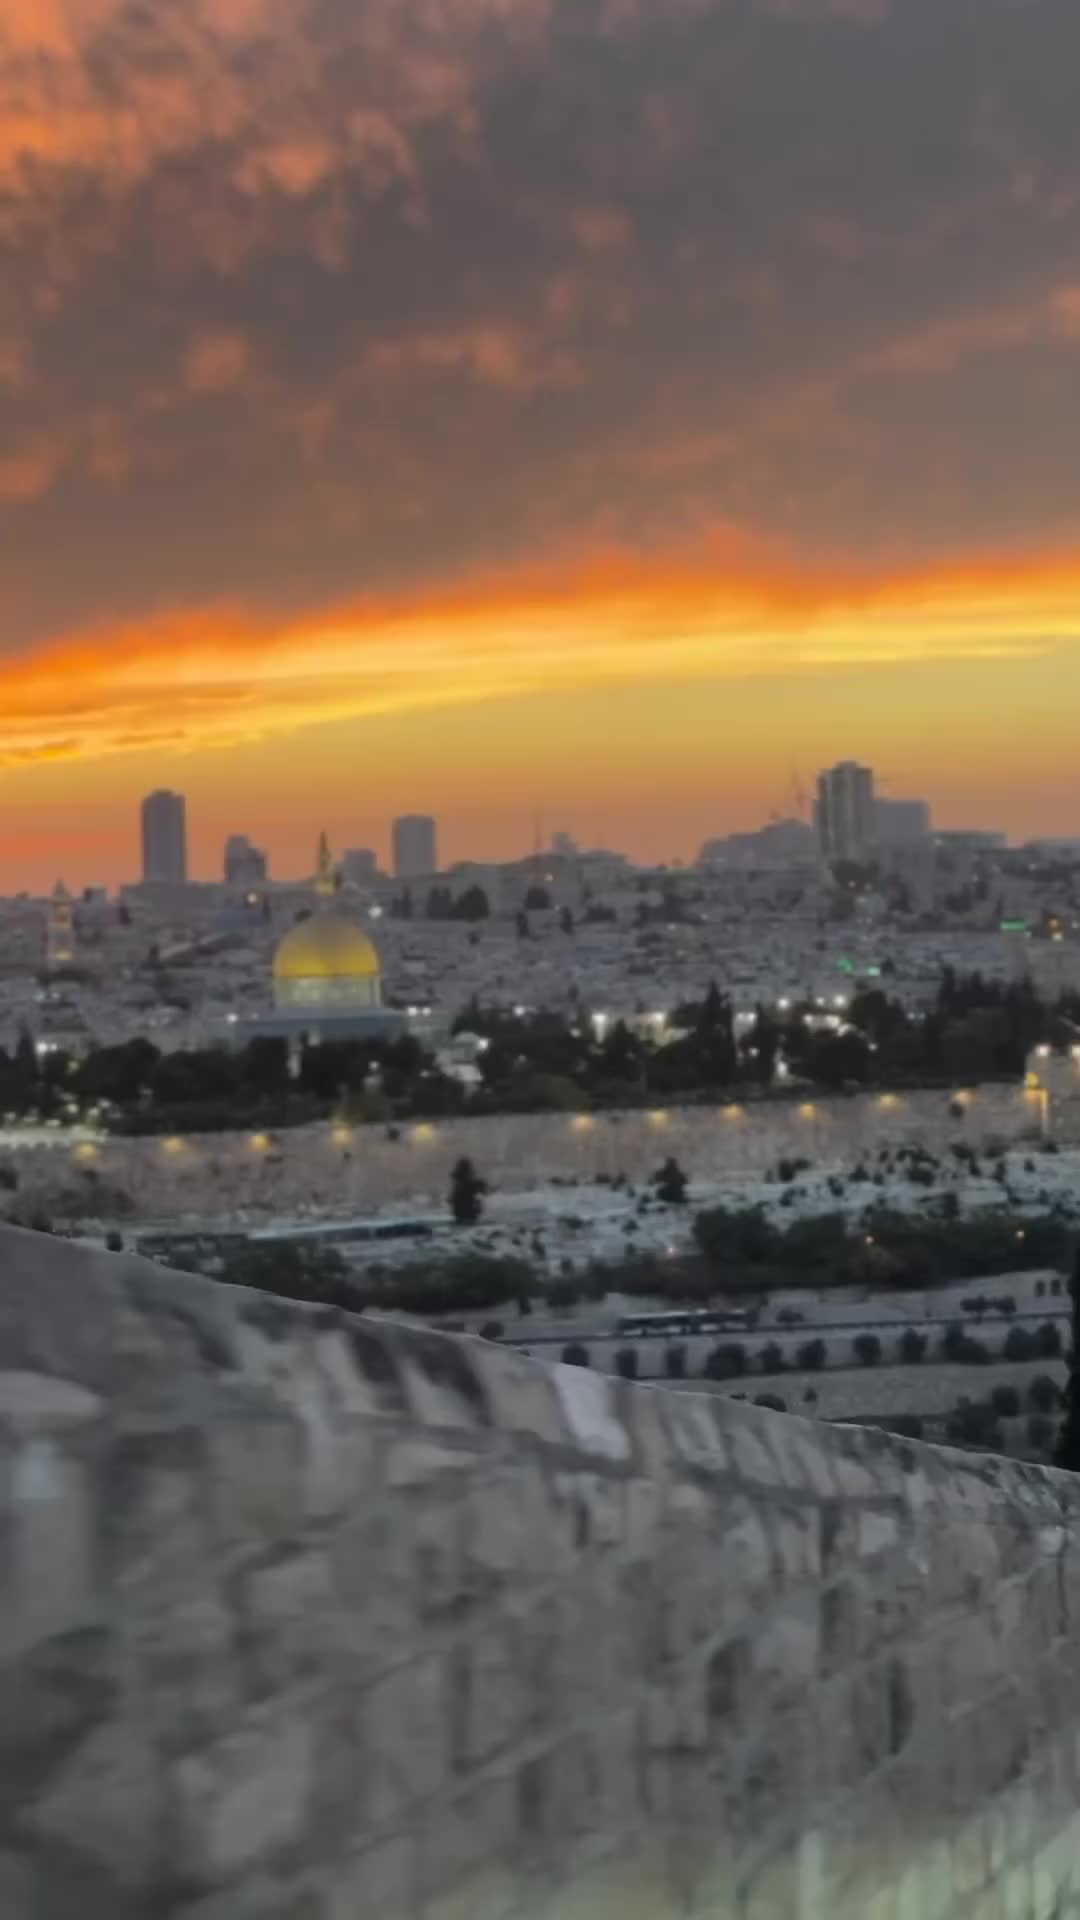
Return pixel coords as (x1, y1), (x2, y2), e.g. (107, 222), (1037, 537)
(5, 0), (1080, 885)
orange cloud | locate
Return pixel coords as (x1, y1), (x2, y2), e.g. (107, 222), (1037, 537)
(0, 437), (64, 502)
(865, 284), (1080, 377)
(184, 329), (256, 393)
(3, 543), (1079, 769)
(366, 324), (582, 392)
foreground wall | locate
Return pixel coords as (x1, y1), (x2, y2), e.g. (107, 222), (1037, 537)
(2, 1225), (1080, 1919)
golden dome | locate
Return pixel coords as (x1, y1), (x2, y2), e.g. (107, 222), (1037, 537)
(273, 914), (381, 982)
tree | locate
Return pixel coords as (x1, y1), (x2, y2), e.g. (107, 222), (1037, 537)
(664, 1343), (688, 1380)
(237, 1036), (291, 1098)
(796, 1339), (827, 1372)
(760, 1341), (786, 1374)
(1036, 1321), (1063, 1359)
(990, 1385), (1021, 1419)
(899, 1328), (928, 1365)
(524, 885), (552, 912)
(561, 1343), (590, 1368)
(615, 1347), (639, 1380)
(652, 1156), (689, 1205)
(853, 1333), (882, 1367)
(456, 886), (490, 922)
(220, 1241), (352, 1308)
(694, 981), (738, 1087)
(945, 1401), (1003, 1451)
(1054, 1250), (1080, 1470)
(560, 906), (575, 936)
(1030, 1374), (1062, 1415)
(449, 1156), (487, 1226)
(1004, 1326), (1037, 1363)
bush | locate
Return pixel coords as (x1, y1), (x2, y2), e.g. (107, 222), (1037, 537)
(945, 1402), (1003, 1450)
(760, 1341), (786, 1374)
(561, 1343), (590, 1368)
(104, 1229), (124, 1253)
(853, 1333), (883, 1367)
(1004, 1326), (1037, 1363)
(1036, 1321), (1063, 1359)
(478, 1320), (505, 1342)
(615, 1346), (639, 1380)
(1029, 1375), (1062, 1415)
(990, 1385), (1020, 1419)
(1027, 1414), (1054, 1452)
(652, 1156), (689, 1205)
(899, 1328), (928, 1365)
(796, 1339), (827, 1372)
(664, 1344), (687, 1380)
(754, 1394), (787, 1413)
(704, 1343), (747, 1380)
(546, 1280), (579, 1310)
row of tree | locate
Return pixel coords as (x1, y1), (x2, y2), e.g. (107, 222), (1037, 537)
(0, 969), (1071, 1131)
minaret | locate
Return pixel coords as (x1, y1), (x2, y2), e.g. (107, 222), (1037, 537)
(46, 881), (75, 970)
(314, 831), (336, 902)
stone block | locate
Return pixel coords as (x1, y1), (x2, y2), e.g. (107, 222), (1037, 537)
(552, 1469), (624, 1550)
(314, 1328), (395, 1418)
(550, 1364), (631, 1461)
(384, 1438), (484, 1490)
(449, 1628), (531, 1768)
(464, 1465), (562, 1589)
(362, 1655), (449, 1825)
(208, 1408), (305, 1549)
(751, 1593), (820, 1709)
(475, 1347), (568, 1447)
(3, 1441), (93, 1657)
(0, 1371), (103, 1433)
(394, 1332), (491, 1431)
(0, 1627), (118, 1814)
(241, 1547), (339, 1692)
(171, 1713), (314, 1885)
(726, 1417), (781, 1490)
(662, 1393), (730, 1476)
(104, 1425), (210, 1588)
(19, 1721), (164, 1890)
(771, 1506), (821, 1583)
(135, 1586), (239, 1744)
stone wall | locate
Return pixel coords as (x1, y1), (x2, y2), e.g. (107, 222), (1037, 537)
(2, 1223), (1080, 1917)
(6, 1080), (1044, 1224)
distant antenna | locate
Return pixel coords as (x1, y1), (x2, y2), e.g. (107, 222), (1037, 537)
(787, 766), (810, 822)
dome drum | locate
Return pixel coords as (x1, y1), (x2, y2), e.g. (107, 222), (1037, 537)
(272, 914), (383, 1012)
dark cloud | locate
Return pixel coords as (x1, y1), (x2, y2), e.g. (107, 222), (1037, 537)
(4, 0), (1080, 648)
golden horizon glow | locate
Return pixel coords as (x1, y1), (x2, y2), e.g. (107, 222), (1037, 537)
(5, 543), (1080, 772)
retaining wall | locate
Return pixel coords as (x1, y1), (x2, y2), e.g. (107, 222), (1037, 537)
(4, 1081), (1045, 1224)
(2, 1224), (1080, 1916)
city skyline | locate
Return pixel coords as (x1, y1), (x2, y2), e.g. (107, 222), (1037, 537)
(0, 767), (1023, 894)
(6, 1), (1080, 880)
